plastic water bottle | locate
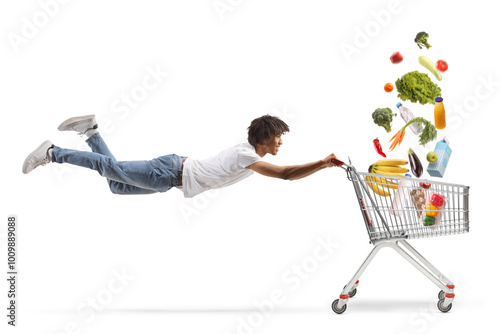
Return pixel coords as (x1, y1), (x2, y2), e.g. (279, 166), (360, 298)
(390, 174), (412, 217)
(396, 102), (422, 135)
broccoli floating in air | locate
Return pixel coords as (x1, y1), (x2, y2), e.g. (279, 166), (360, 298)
(372, 108), (397, 133)
(414, 32), (431, 49)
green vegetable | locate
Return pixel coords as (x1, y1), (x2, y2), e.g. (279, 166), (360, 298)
(424, 216), (435, 226)
(403, 117), (438, 147)
(415, 31), (431, 49)
(372, 108), (397, 133)
(395, 71), (441, 105)
(418, 56), (442, 81)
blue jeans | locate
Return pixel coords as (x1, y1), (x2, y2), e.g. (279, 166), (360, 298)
(51, 133), (185, 195)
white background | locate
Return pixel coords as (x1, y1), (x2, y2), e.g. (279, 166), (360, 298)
(1, 0), (499, 333)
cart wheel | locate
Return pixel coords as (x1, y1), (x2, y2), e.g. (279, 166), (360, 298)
(331, 299), (347, 314)
(437, 298), (452, 313)
(343, 285), (357, 298)
(438, 290), (445, 300)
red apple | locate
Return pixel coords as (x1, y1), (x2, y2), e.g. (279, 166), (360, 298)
(390, 51), (403, 64)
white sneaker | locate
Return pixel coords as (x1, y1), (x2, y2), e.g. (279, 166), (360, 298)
(22, 140), (54, 174)
(57, 115), (97, 135)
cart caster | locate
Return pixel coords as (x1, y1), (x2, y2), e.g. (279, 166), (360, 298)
(331, 299), (347, 314)
(437, 298), (452, 313)
(439, 285), (455, 300)
(343, 285), (357, 298)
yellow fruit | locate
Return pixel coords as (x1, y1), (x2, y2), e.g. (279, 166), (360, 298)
(370, 169), (404, 178)
(366, 176), (390, 197)
(373, 165), (409, 174)
(370, 176), (398, 189)
(374, 159), (408, 166)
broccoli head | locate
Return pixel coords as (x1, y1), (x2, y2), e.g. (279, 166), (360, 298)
(415, 31), (431, 49)
(372, 108), (397, 133)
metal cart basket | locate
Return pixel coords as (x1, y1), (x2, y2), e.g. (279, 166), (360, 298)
(330, 158), (470, 314)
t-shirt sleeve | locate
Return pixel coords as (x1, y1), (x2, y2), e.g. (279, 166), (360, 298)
(237, 147), (262, 169)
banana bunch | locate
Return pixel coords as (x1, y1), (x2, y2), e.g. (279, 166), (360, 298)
(370, 159), (409, 176)
(366, 159), (409, 197)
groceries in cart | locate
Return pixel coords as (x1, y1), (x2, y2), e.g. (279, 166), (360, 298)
(421, 192), (448, 227)
(410, 187), (427, 218)
(419, 181), (431, 189)
(389, 173), (412, 216)
(365, 175), (399, 197)
(330, 158), (469, 315)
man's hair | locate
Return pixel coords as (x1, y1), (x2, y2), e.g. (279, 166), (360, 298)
(247, 114), (289, 147)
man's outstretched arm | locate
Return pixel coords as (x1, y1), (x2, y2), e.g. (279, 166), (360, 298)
(248, 153), (338, 181)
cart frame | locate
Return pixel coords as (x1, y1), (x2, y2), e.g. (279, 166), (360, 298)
(330, 160), (469, 314)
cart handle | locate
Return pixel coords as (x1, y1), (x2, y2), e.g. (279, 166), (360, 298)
(331, 158), (345, 166)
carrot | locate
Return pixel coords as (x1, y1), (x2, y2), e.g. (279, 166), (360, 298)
(388, 117), (437, 152)
(389, 129), (406, 151)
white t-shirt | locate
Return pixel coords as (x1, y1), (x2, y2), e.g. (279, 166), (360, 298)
(178, 143), (262, 198)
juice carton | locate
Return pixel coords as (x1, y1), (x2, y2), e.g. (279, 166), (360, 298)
(427, 137), (452, 177)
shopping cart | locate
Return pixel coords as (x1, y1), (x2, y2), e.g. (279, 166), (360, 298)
(329, 158), (470, 314)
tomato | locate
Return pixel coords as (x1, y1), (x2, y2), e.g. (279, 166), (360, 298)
(436, 60), (448, 72)
(384, 83), (393, 92)
(419, 181), (431, 189)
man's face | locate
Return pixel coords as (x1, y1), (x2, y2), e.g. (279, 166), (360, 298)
(264, 133), (283, 156)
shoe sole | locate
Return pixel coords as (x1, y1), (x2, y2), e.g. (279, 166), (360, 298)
(22, 140), (53, 174)
(57, 114), (96, 131)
